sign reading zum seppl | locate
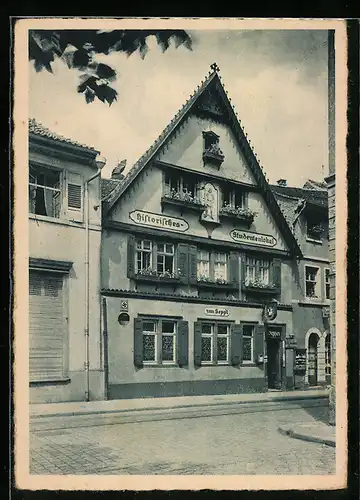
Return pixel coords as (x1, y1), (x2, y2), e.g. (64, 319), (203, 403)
(230, 229), (277, 247)
(204, 307), (230, 317)
(129, 210), (189, 232)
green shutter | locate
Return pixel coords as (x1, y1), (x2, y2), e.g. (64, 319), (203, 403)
(133, 318), (143, 368)
(177, 320), (189, 367)
(177, 243), (189, 284)
(127, 235), (136, 278)
(230, 323), (243, 366)
(188, 245), (198, 285)
(194, 321), (202, 366)
(272, 259), (282, 292)
(229, 252), (239, 285)
(254, 325), (265, 363)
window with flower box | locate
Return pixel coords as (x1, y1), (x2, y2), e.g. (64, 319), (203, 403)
(133, 317), (189, 367)
(242, 256), (281, 295)
(133, 238), (177, 279)
(197, 249), (228, 284)
(162, 171), (205, 211)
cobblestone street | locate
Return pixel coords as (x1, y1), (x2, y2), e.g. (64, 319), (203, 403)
(30, 405), (335, 475)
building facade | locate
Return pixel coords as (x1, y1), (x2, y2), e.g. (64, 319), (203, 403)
(29, 119), (105, 403)
(100, 67), (303, 400)
(272, 181), (331, 390)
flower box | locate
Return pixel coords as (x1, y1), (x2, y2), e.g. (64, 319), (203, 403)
(202, 146), (225, 168)
(219, 205), (257, 226)
(161, 191), (206, 213)
(135, 269), (181, 284)
(242, 280), (278, 295)
(196, 276), (237, 290)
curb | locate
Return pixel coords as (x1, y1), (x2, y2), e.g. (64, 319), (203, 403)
(278, 426), (335, 448)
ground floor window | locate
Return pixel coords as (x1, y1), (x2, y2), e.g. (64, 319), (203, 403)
(242, 324), (255, 363)
(29, 270), (66, 381)
(200, 322), (230, 364)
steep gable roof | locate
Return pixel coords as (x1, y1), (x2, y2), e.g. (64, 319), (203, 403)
(29, 118), (97, 152)
(104, 65), (302, 258)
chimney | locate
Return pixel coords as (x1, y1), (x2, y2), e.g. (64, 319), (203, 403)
(277, 179), (287, 187)
(111, 159), (127, 180)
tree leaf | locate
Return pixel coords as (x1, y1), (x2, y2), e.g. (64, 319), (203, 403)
(96, 63), (117, 81)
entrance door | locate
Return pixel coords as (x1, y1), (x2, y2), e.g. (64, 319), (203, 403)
(308, 332), (318, 386)
(267, 339), (281, 389)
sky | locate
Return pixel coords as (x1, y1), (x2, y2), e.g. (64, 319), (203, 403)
(29, 29), (329, 187)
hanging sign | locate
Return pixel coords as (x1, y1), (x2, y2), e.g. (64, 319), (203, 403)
(263, 300), (278, 322)
(204, 307), (230, 318)
(230, 229), (277, 247)
(129, 210), (189, 232)
(266, 328), (282, 340)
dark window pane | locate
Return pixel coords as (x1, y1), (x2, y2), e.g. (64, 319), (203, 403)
(217, 337), (228, 361)
(201, 336), (212, 361)
(242, 325), (253, 337)
(243, 338), (252, 361)
(162, 321), (175, 334)
(143, 321), (155, 332)
(201, 323), (212, 335)
(162, 335), (174, 361)
(164, 255), (173, 273)
(143, 335), (155, 361)
(217, 324), (228, 335)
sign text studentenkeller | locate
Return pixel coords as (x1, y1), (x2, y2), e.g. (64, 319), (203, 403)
(129, 210), (189, 232)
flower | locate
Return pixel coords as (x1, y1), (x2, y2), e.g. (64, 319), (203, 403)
(137, 268), (180, 279)
(245, 279), (276, 289)
(197, 275), (229, 285)
(205, 143), (224, 157)
(163, 189), (205, 206)
(219, 205), (257, 220)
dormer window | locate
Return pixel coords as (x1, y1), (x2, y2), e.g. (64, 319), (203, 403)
(164, 171), (197, 198)
(202, 131), (224, 168)
(222, 185), (246, 209)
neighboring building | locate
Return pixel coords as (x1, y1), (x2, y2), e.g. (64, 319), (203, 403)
(28, 119), (105, 403)
(100, 65), (303, 400)
(271, 180), (331, 389)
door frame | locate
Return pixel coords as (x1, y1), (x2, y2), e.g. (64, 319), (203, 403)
(265, 323), (286, 390)
(304, 327), (322, 385)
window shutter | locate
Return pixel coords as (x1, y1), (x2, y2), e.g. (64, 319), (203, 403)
(188, 245), (198, 285)
(133, 317), (143, 368)
(127, 236), (136, 278)
(67, 172), (83, 222)
(177, 320), (189, 367)
(272, 259), (282, 292)
(229, 251), (239, 285)
(194, 321), (202, 366)
(177, 244), (189, 284)
(230, 323), (243, 366)
(254, 325), (265, 363)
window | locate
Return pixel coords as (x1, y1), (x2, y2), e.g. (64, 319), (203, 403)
(197, 249), (228, 282)
(242, 325), (254, 363)
(245, 256), (270, 286)
(325, 268), (330, 300)
(164, 171), (197, 198)
(201, 322), (230, 364)
(222, 185), (245, 209)
(142, 319), (177, 364)
(305, 266), (320, 298)
(306, 218), (324, 240)
(29, 164), (84, 222)
(29, 165), (62, 218)
(135, 239), (175, 277)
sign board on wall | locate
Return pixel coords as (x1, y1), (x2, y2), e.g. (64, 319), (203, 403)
(129, 210), (189, 232)
(230, 229), (277, 247)
(204, 307), (230, 318)
(266, 328), (282, 340)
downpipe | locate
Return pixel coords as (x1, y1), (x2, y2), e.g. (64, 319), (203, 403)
(84, 167), (101, 402)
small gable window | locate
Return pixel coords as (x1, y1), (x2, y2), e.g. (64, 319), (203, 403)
(222, 185), (246, 209)
(202, 131), (224, 168)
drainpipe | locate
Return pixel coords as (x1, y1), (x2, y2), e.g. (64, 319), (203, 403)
(84, 155), (106, 402)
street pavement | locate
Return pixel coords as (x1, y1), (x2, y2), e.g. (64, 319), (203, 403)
(30, 404), (335, 475)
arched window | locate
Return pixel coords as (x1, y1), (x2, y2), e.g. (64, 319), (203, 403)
(325, 334), (331, 375)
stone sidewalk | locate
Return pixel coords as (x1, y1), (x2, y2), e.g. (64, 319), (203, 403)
(30, 388), (330, 436)
(278, 421), (336, 447)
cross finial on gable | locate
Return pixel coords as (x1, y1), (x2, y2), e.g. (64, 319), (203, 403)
(210, 62), (220, 72)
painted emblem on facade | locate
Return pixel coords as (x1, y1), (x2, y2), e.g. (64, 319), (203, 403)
(129, 210), (189, 232)
(230, 229), (277, 247)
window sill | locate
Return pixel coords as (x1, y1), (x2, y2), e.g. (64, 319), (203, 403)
(161, 196), (206, 214)
(197, 281), (238, 291)
(29, 214), (100, 230)
(298, 300), (330, 307)
(219, 211), (254, 228)
(242, 285), (278, 295)
(134, 274), (181, 284)
(241, 362), (257, 368)
(30, 377), (71, 386)
(306, 237), (323, 245)
(143, 363), (179, 368)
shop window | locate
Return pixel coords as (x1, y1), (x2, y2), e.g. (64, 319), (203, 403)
(197, 249), (228, 283)
(325, 268), (330, 300)
(242, 324), (254, 363)
(305, 266), (321, 299)
(29, 164), (83, 222)
(200, 322), (230, 364)
(133, 317), (189, 367)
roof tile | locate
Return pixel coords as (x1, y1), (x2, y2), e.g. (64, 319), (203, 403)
(29, 118), (96, 151)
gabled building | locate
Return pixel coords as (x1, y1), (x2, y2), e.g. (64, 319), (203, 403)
(271, 180), (331, 388)
(29, 119), (105, 403)
(100, 65), (303, 400)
